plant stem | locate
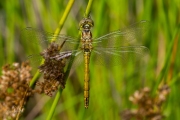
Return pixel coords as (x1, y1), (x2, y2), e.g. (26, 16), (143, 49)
(84, 0), (94, 18)
(51, 0), (75, 42)
(29, 60), (44, 88)
(46, 0), (75, 120)
(46, 89), (63, 119)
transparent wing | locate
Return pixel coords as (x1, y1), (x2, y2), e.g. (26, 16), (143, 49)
(92, 20), (149, 47)
(22, 20), (149, 69)
(21, 27), (80, 69)
(27, 49), (82, 67)
(43, 50), (84, 77)
(91, 46), (149, 66)
(21, 27), (81, 52)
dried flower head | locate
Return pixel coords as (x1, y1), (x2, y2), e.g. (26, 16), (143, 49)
(37, 42), (71, 97)
(0, 61), (32, 119)
(121, 85), (170, 120)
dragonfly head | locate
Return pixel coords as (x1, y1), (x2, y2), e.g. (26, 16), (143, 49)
(79, 18), (94, 30)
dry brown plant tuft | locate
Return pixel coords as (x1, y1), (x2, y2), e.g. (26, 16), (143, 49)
(121, 85), (170, 120)
(0, 61), (33, 119)
(36, 42), (70, 97)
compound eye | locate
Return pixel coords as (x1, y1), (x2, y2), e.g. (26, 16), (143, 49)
(79, 19), (86, 28)
(86, 18), (94, 27)
(79, 18), (94, 28)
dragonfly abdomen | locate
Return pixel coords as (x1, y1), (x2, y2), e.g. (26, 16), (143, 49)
(84, 52), (91, 108)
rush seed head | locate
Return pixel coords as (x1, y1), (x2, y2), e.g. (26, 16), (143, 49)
(121, 85), (170, 120)
(37, 42), (69, 97)
(0, 61), (33, 119)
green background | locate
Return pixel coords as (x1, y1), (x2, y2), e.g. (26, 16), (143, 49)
(0, 0), (180, 120)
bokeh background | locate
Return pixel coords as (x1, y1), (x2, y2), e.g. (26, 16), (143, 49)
(0, 0), (180, 120)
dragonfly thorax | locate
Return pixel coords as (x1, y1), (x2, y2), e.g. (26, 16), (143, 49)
(81, 25), (93, 53)
(79, 18), (93, 53)
(81, 30), (92, 40)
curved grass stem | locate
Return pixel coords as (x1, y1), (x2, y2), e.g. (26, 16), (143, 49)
(46, 0), (75, 120)
(84, 0), (94, 18)
(51, 0), (75, 42)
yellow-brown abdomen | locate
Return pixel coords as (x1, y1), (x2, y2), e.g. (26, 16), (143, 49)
(84, 52), (90, 108)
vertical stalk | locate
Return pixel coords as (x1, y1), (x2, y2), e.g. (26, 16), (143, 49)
(46, 0), (75, 120)
(84, 0), (94, 17)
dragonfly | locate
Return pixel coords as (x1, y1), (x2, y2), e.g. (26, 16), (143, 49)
(23, 17), (149, 108)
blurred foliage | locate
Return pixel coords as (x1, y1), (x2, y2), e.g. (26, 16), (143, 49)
(0, 0), (180, 120)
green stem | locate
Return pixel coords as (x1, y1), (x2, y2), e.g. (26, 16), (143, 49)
(46, 0), (75, 120)
(84, 0), (94, 18)
(29, 60), (44, 88)
(47, 89), (63, 119)
(47, 0), (94, 119)
(51, 0), (75, 42)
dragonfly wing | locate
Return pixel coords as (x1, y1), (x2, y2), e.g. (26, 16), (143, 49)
(49, 50), (84, 73)
(92, 20), (149, 47)
(21, 27), (80, 54)
(21, 28), (82, 72)
(91, 46), (149, 66)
